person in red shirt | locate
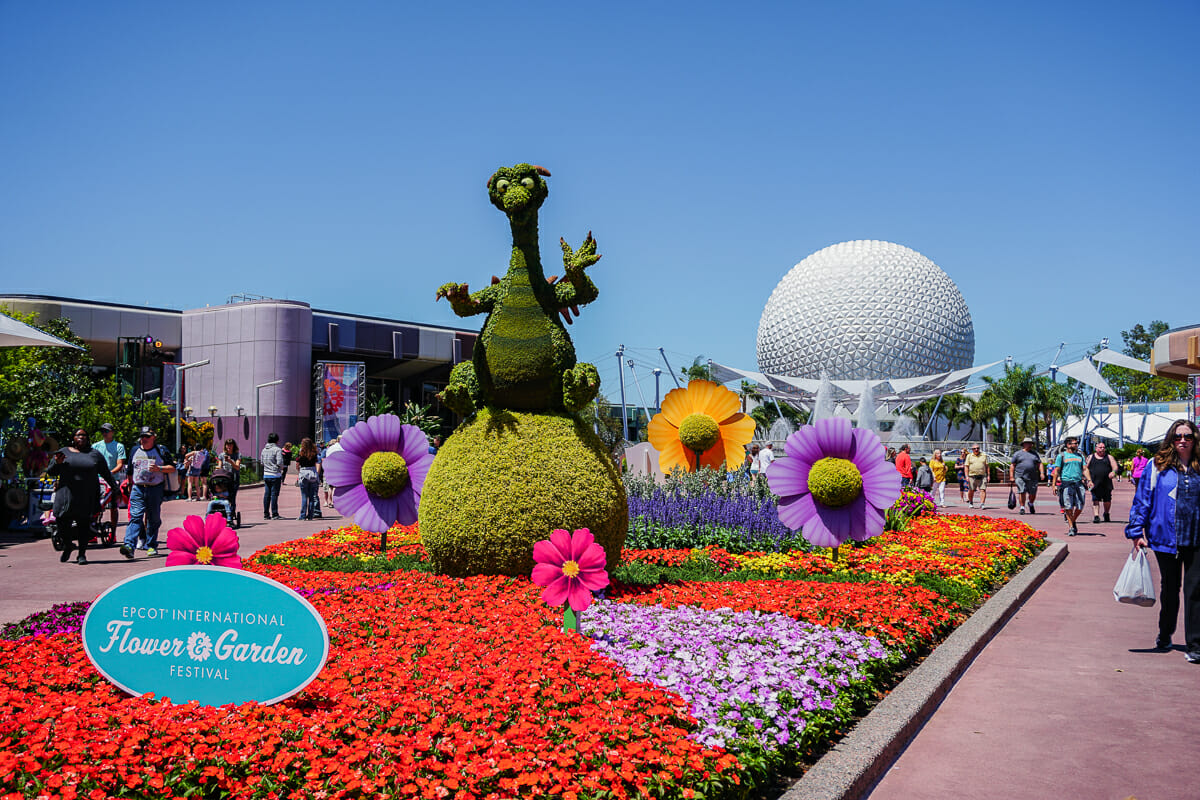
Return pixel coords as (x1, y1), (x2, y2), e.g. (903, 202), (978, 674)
(895, 444), (914, 489)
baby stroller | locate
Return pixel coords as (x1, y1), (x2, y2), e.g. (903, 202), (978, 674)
(205, 470), (241, 529)
(46, 475), (117, 550)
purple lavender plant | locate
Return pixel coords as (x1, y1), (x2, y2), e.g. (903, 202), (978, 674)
(580, 600), (887, 753)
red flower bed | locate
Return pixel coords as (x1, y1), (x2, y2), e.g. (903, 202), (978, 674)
(0, 569), (742, 800)
(611, 580), (963, 653)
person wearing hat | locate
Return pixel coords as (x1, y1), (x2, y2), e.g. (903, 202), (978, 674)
(1009, 437), (1046, 515)
(965, 443), (989, 509)
(119, 427), (175, 559)
(91, 423), (125, 529)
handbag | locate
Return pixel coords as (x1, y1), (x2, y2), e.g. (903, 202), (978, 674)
(1113, 546), (1156, 607)
(1007, 486), (1017, 509)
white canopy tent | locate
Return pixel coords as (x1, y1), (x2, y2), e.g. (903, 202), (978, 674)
(1060, 412), (1180, 445)
(0, 314), (83, 350)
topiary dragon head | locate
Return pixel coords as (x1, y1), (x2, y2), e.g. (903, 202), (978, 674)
(487, 163), (551, 228)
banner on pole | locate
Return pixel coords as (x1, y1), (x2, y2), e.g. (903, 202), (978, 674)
(163, 363), (180, 408)
(315, 361), (365, 443)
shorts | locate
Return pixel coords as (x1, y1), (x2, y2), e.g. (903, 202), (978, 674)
(187, 467), (202, 477)
(969, 475), (985, 491)
(1091, 480), (1113, 503)
(1014, 476), (1039, 497)
(1060, 481), (1085, 510)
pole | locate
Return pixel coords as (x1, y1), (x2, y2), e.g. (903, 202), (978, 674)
(652, 368), (661, 412)
(1048, 341), (1066, 444)
(616, 348), (629, 442)
(920, 395), (944, 440)
(173, 359), (210, 454)
(255, 380), (284, 460)
(658, 347), (682, 389)
(628, 360), (653, 424)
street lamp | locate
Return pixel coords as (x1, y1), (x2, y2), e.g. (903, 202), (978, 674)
(173, 359), (210, 453)
(208, 405), (218, 417)
(254, 380), (284, 459)
(139, 388), (161, 431)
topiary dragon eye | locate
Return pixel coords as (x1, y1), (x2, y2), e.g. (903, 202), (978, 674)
(495, 179), (510, 192)
(520, 177), (535, 189)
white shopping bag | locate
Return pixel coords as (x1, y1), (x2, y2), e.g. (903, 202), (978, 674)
(1113, 546), (1156, 607)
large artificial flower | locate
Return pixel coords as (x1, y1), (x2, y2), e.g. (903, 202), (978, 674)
(165, 513), (242, 568)
(322, 414), (434, 533)
(647, 380), (756, 473)
(766, 417), (901, 548)
(531, 528), (610, 613)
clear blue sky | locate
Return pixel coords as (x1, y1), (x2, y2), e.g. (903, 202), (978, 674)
(3, 1), (1196, 399)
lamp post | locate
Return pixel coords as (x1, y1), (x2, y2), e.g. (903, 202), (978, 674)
(255, 380), (284, 459)
(173, 359), (210, 454)
(139, 388), (161, 431)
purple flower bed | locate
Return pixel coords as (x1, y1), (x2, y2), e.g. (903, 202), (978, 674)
(0, 601), (92, 640)
(580, 600), (887, 756)
(626, 486), (800, 552)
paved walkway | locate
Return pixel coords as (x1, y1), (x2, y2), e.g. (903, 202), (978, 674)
(866, 479), (1198, 800)
(0, 481), (344, 624)
(3, 476), (1196, 799)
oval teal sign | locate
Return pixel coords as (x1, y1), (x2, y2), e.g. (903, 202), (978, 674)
(82, 566), (329, 706)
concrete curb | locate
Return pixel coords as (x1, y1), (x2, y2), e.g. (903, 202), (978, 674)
(781, 540), (1069, 800)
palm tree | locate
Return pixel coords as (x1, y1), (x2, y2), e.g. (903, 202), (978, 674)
(978, 363), (1039, 443)
(1028, 377), (1072, 444)
(939, 393), (974, 440)
(738, 380), (761, 413)
(910, 397), (942, 438)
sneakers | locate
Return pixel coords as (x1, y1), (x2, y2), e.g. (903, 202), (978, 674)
(146, 548), (157, 557)
(1186, 652), (1200, 664)
(1068, 525), (1077, 536)
(271, 515), (284, 520)
(1029, 502), (1035, 514)
(1155, 637), (1171, 651)
(119, 544), (134, 559)
(1093, 515), (1101, 524)
(75, 555), (88, 565)
(1104, 512), (1111, 523)
(1019, 507), (1025, 515)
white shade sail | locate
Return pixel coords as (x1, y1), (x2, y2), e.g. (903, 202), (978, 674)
(0, 314), (83, 349)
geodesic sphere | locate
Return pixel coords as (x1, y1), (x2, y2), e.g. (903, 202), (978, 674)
(756, 240), (974, 379)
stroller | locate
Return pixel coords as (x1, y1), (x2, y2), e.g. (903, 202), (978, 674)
(205, 470), (241, 529)
(46, 475), (117, 551)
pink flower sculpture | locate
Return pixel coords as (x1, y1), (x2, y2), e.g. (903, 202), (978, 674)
(322, 414), (434, 533)
(766, 417), (902, 548)
(165, 513), (242, 568)
(531, 528), (610, 613)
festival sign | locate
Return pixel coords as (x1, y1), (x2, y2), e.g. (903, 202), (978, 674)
(82, 567), (329, 706)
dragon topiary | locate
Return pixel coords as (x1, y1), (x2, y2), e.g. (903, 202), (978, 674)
(420, 164), (627, 578)
(434, 163), (601, 415)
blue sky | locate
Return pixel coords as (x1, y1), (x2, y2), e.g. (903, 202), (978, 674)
(2, 1), (1196, 399)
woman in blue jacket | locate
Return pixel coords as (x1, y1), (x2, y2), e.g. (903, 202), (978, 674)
(1127, 418), (1200, 662)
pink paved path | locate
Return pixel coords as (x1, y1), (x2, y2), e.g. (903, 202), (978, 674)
(0, 481), (345, 624)
(866, 479), (1198, 800)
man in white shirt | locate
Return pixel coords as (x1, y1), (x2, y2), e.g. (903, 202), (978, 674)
(757, 442), (776, 475)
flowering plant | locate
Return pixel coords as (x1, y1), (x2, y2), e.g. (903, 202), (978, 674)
(164, 513), (242, 568)
(532, 527), (610, 629)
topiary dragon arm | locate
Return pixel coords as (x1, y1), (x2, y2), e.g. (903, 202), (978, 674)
(435, 281), (500, 317)
(556, 233), (601, 312)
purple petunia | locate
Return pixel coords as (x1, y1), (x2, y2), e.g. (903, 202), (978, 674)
(322, 414), (435, 532)
(581, 600), (887, 752)
(766, 418), (902, 548)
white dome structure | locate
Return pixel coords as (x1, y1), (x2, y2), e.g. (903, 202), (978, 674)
(756, 240), (974, 380)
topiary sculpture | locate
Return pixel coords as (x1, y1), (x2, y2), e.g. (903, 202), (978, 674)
(421, 164), (627, 577)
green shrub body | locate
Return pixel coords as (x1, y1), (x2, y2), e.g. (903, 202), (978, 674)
(420, 407), (627, 576)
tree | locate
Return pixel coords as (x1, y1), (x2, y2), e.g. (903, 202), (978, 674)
(680, 356), (714, 383)
(910, 397), (942, 438)
(749, 397), (806, 434)
(1028, 376), (1072, 444)
(77, 376), (174, 449)
(580, 394), (627, 463)
(1095, 320), (1187, 403)
(939, 393), (974, 439)
(0, 309), (96, 438)
(737, 380), (761, 413)
(976, 364), (1040, 443)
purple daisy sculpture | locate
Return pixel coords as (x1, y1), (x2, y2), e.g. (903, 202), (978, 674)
(765, 417), (902, 548)
(322, 414), (434, 535)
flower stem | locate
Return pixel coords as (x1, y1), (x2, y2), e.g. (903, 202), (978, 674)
(381, 529), (388, 555)
(563, 606), (578, 633)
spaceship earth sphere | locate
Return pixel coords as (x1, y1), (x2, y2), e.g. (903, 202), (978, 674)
(756, 240), (975, 380)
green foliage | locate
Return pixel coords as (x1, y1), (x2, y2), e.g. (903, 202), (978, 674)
(0, 309), (94, 438)
(77, 376), (174, 447)
(419, 407), (628, 577)
(363, 391), (396, 419)
(581, 393), (627, 461)
(680, 355), (714, 383)
(749, 397), (807, 433)
(1096, 320), (1188, 402)
(179, 419), (215, 449)
(396, 401), (441, 437)
(254, 553), (434, 574)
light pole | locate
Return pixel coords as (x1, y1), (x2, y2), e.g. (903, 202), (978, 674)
(139, 388), (161, 432)
(173, 359), (210, 454)
(254, 380), (284, 460)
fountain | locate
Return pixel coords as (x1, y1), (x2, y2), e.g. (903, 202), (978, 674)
(856, 380), (878, 434)
(811, 371), (836, 422)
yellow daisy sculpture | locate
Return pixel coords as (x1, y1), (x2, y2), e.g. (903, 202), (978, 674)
(647, 380), (756, 473)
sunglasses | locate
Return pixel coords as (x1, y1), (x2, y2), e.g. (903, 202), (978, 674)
(139, 434), (154, 439)
(1175, 433), (1196, 442)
